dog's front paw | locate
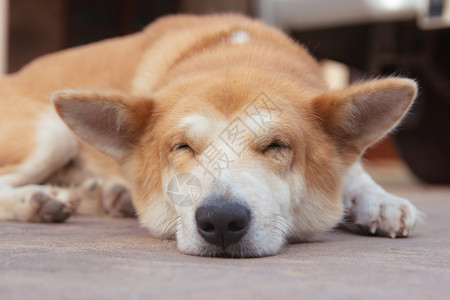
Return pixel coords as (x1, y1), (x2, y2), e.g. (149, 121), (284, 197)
(29, 192), (72, 222)
(344, 189), (421, 238)
(27, 189), (77, 223)
(102, 184), (136, 218)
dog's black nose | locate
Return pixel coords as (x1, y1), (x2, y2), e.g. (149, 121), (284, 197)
(195, 202), (251, 249)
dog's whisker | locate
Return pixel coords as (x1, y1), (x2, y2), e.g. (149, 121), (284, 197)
(273, 225), (289, 240)
(274, 215), (306, 242)
(274, 215), (297, 234)
(161, 216), (181, 241)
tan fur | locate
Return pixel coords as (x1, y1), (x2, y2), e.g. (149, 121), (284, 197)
(0, 14), (418, 257)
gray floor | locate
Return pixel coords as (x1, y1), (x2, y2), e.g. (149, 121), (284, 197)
(1, 184), (449, 300)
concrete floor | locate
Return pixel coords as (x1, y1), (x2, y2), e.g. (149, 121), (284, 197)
(1, 183), (449, 300)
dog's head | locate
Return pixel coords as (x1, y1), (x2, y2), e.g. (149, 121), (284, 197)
(53, 71), (416, 257)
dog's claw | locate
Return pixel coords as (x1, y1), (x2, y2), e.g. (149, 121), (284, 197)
(389, 231), (396, 239)
(369, 221), (377, 234)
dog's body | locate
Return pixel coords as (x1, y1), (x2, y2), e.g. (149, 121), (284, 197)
(0, 15), (419, 257)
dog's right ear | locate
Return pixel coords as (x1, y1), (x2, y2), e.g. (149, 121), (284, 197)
(52, 90), (153, 161)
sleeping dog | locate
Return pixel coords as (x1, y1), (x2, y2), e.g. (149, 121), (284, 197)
(0, 14), (420, 257)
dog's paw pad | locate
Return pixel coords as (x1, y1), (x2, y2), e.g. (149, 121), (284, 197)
(104, 185), (136, 218)
(30, 191), (72, 223)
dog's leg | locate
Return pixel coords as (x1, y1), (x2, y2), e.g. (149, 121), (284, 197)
(76, 146), (136, 218)
(46, 145), (136, 218)
(0, 112), (80, 222)
(342, 161), (421, 237)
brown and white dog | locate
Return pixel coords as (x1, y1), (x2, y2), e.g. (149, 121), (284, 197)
(0, 14), (420, 257)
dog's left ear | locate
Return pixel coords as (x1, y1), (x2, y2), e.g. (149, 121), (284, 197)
(313, 78), (417, 156)
(52, 90), (153, 161)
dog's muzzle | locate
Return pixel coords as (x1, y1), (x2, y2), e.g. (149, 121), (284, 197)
(195, 201), (251, 249)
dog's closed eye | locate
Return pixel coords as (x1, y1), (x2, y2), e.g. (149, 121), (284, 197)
(262, 141), (290, 154)
(172, 143), (194, 153)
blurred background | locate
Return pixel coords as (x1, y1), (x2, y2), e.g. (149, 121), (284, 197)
(0, 0), (449, 184)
